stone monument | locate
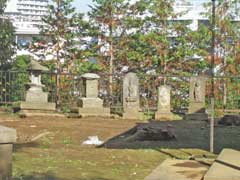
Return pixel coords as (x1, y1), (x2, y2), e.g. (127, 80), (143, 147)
(155, 85), (174, 120)
(184, 76), (208, 120)
(78, 73), (110, 117)
(122, 72), (141, 119)
(0, 125), (16, 180)
(20, 60), (56, 116)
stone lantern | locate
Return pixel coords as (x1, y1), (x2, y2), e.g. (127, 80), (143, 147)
(78, 73), (110, 117)
(20, 60), (56, 116)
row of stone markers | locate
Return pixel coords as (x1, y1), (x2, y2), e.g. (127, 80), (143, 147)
(18, 60), (208, 120)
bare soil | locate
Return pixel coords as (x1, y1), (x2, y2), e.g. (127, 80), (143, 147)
(0, 113), (239, 180)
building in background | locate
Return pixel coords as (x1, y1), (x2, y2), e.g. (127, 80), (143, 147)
(4, 0), (48, 46)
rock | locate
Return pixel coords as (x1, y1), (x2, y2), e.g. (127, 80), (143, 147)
(218, 115), (240, 126)
(125, 124), (176, 142)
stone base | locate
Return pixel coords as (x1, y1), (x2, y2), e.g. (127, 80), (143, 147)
(122, 109), (141, 120)
(78, 97), (110, 117)
(0, 126), (16, 180)
(20, 102), (56, 111)
(78, 98), (103, 108)
(78, 107), (110, 117)
(155, 111), (174, 121)
(0, 144), (13, 180)
(144, 159), (208, 180)
(19, 110), (65, 118)
(204, 149), (240, 180)
(188, 102), (205, 114)
(26, 90), (48, 103)
(184, 113), (208, 121)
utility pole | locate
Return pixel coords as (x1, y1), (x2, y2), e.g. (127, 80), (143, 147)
(210, 0), (216, 153)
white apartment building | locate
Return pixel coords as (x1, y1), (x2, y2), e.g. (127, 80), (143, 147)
(4, 0), (49, 44)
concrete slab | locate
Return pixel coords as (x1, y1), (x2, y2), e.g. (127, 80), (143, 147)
(144, 159), (208, 180)
(204, 149), (240, 180)
(0, 126), (16, 144)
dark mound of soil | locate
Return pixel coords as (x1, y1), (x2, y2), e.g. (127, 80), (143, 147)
(219, 115), (240, 126)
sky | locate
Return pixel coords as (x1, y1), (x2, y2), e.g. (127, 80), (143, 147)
(72, 0), (208, 13)
(72, 0), (93, 13)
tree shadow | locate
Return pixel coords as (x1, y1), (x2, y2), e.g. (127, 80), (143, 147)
(100, 120), (240, 153)
(13, 173), (110, 180)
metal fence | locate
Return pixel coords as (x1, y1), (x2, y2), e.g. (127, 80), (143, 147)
(1, 71), (240, 117)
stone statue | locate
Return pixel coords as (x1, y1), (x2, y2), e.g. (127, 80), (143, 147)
(128, 78), (137, 99)
(193, 81), (201, 102)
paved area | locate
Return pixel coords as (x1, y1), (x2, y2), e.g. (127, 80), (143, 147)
(144, 159), (209, 180)
(204, 149), (240, 180)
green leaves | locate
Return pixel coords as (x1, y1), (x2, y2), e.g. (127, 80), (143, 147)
(0, 15), (15, 69)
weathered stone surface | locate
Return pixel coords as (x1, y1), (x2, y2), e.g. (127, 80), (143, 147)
(28, 59), (49, 71)
(122, 72), (140, 119)
(79, 107), (110, 117)
(20, 102), (56, 111)
(25, 90), (48, 103)
(155, 85), (174, 120)
(20, 63), (56, 115)
(0, 126), (16, 144)
(78, 98), (103, 108)
(79, 73), (110, 117)
(204, 149), (240, 180)
(218, 115), (240, 126)
(185, 76), (208, 120)
(145, 159), (208, 180)
(81, 73), (100, 79)
(0, 144), (13, 180)
(0, 126), (16, 180)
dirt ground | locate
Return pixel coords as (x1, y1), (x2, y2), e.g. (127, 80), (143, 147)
(0, 113), (238, 180)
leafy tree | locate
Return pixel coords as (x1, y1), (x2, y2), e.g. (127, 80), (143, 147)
(0, 0), (15, 70)
(88, 0), (131, 94)
(11, 55), (31, 101)
(202, 0), (240, 109)
(41, 0), (78, 107)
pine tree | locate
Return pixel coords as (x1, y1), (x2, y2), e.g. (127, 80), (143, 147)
(41, 0), (77, 107)
(88, 0), (131, 94)
(0, 0), (15, 70)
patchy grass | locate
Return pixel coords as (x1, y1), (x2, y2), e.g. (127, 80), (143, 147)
(0, 114), (220, 180)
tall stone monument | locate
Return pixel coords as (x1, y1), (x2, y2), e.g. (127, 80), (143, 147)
(155, 85), (174, 120)
(20, 60), (56, 116)
(122, 72), (141, 119)
(184, 76), (208, 120)
(78, 73), (110, 117)
(0, 125), (16, 180)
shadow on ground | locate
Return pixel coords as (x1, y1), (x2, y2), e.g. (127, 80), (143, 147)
(13, 142), (40, 152)
(100, 120), (240, 153)
(13, 173), (110, 180)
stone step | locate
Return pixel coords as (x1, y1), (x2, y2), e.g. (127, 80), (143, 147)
(204, 149), (240, 180)
(144, 159), (208, 180)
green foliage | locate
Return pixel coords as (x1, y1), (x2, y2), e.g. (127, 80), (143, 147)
(10, 56), (30, 101)
(41, 0), (78, 71)
(0, 17), (15, 70)
(0, 0), (6, 14)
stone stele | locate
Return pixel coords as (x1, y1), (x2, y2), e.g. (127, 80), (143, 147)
(155, 85), (174, 120)
(122, 72), (141, 120)
(78, 73), (110, 117)
(184, 76), (208, 120)
(0, 125), (16, 180)
(204, 149), (240, 180)
(20, 60), (56, 116)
